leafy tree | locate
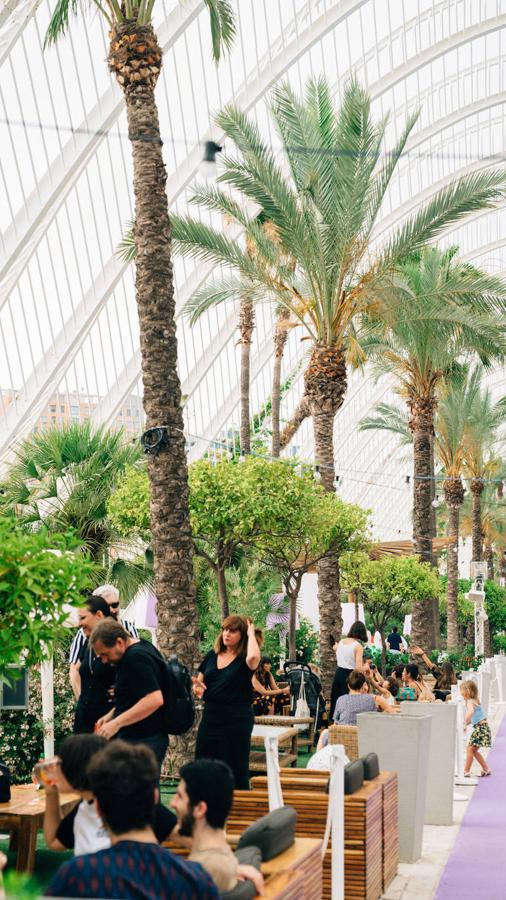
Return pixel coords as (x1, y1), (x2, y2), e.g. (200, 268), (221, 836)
(361, 247), (506, 648)
(45, 0), (236, 676)
(341, 552), (440, 673)
(171, 76), (506, 688)
(0, 519), (93, 681)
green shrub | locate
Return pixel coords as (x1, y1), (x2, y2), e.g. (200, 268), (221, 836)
(0, 633), (75, 783)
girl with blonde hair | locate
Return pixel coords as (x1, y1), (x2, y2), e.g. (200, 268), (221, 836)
(460, 680), (492, 777)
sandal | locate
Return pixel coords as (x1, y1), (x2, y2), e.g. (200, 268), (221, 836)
(480, 769), (492, 777)
(463, 771), (472, 777)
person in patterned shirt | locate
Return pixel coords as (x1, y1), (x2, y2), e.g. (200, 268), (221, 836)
(69, 585), (138, 701)
(45, 741), (218, 900)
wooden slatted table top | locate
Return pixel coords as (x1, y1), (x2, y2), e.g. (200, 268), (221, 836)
(251, 725), (299, 745)
(0, 785), (79, 819)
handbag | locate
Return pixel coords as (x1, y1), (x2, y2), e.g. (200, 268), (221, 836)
(0, 763), (11, 803)
(294, 673), (310, 729)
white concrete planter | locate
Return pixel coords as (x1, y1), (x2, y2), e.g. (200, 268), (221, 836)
(357, 712), (431, 863)
(400, 702), (456, 825)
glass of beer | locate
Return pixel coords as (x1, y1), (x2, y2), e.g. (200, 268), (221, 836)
(32, 757), (61, 787)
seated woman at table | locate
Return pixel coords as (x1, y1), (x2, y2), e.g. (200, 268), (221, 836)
(252, 656), (290, 715)
(42, 734), (178, 856)
(411, 646), (457, 701)
(398, 664), (435, 702)
(333, 670), (396, 724)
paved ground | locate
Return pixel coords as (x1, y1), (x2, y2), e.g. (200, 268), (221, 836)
(382, 702), (504, 900)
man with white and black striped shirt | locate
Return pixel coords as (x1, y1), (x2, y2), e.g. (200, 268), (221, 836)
(69, 585), (138, 700)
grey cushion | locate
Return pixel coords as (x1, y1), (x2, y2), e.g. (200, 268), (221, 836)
(237, 806), (296, 861)
(220, 846), (262, 900)
(344, 759), (364, 794)
(361, 752), (379, 780)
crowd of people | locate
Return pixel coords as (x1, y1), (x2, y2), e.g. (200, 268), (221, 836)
(4, 590), (490, 897)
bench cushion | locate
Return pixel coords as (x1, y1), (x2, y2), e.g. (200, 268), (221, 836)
(236, 806), (296, 861)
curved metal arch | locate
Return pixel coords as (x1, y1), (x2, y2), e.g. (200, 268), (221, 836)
(0, 0), (42, 68)
(0, 0), (205, 311)
(461, 239), (506, 263)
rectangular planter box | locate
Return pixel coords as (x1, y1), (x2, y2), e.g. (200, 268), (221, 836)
(357, 712), (431, 863)
(400, 702), (456, 825)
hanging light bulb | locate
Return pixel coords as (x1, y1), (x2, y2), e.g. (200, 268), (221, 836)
(314, 465), (322, 482)
(431, 495), (440, 508)
(405, 475), (411, 486)
(226, 450), (233, 461)
(238, 449), (246, 463)
(294, 463), (303, 477)
(200, 140), (223, 179)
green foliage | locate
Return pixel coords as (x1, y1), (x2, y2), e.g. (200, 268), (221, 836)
(0, 519), (93, 680)
(3, 871), (42, 900)
(484, 580), (506, 634)
(107, 464), (150, 540)
(492, 634), (506, 653)
(438, 576), (474, 626)
(295, 618), (319, 665)
(0, 633), (76, 783)
(364, 646), (409, 671)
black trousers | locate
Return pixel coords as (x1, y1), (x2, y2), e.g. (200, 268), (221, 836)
(119, 732), (169, 776)
(73, 700), (112, 735)
(195, 703), (254, 790)
(330, 667), (352, 721)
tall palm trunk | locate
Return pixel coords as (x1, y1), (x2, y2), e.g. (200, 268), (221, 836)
(108, 25), (199, 671)
(443, 477), (465, 651)
(485, 541), (494, 581)
(271, 307), (291, 457)
(279, 396), (309, 450)
(305, 343), (347, 698)
(409, 395), (437, 648)
(429, 435), (439, 648)
(470, 478), (484, 562)
(238, 298), (254, 454)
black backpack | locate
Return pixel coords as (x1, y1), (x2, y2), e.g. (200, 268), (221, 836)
(161, 654), (195, 736)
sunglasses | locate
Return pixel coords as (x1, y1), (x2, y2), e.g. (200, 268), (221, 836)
(109, 602), (120, 609)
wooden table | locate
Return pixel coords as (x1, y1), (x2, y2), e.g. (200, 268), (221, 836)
(0, 785), (79, 873)
(250, 724), (299, 772)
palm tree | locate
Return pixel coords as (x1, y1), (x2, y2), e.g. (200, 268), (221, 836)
(361, 247), (506, 647)
(238, 295), (254, 454)
(171, 77), (506, 691)
(434, 367), (485, 650)
(45, 1), (235, 669)
(0, 423), (151, 591)
(463, 374), (505, 562)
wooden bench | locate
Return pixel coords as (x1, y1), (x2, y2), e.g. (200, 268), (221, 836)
(249, 724), (299, 773)
(228, 783), (383, 900)
(0, 784), (79, 873)
(251, 769), (398, 893)
(163, 836), (322, 900)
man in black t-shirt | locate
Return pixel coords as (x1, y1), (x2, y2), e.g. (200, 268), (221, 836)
(386, 625), (405, 653)
(91, 619), (168, 770)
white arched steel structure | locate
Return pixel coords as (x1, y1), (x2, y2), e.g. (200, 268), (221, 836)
(1, 0), (506, 539)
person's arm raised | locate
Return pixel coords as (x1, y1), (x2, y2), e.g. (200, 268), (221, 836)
(246, 620), (261, 671)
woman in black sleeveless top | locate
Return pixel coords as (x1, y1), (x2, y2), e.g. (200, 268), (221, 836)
(193, 616), (261, 790)
(73, 594), (116, 734)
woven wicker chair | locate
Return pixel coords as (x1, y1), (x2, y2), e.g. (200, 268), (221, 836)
(328, 723), (359, 760)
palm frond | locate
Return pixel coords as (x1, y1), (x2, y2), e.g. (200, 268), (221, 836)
(203, 0), (236, 62)
(117, 221), (136, 263)
(359, 402), (412, 445)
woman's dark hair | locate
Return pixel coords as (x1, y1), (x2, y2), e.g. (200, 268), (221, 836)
(385, 677), (399, 698)
(435, 661), (457, 690)
(392, 664), (405, 679)
(347, 670), (366, 691)
(83, 593), (113, 618)
(255, 657), (272, 688)
(87, 741), (158, 835)
(347, 621), (368, 643)
(213, 615), (249, 657)
(404, 664), (419, 681)
(180, 759), (235, 829)
(57, 734), (107, 791)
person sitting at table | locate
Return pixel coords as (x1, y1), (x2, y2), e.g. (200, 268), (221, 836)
(398, 664), (435, 702)
(370, 675), (400, 706)
(252, 656), (290, 715)
(43, 734), (178, 856)
(73, 593), (117, 734)
(45, 742), (218, 899)
(333, 670), (396, 724)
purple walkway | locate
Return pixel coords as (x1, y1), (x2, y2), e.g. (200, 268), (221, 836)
(436, 713), (506, 899)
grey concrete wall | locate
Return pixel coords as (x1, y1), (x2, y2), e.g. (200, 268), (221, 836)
(357, 712), (431, 863)
(400, 702), (456, 825)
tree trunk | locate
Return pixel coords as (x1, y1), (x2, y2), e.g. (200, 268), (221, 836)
(109, 26), (199, 677)
(288, 591), (297, 662)
(429, 435), (440, 649)
(271, 307), (291, 457)
(444, 477), (465, 651)
(279, 396), (309, 450)
(470, 478), (484, 563)
(485, 541), (494, 581)
(238, 298), (254, 454)
(216, 566), (229, 620)
(304, 343), (347, 699)
(380, 631), (387, 676)
(410, 424), (435, 648)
